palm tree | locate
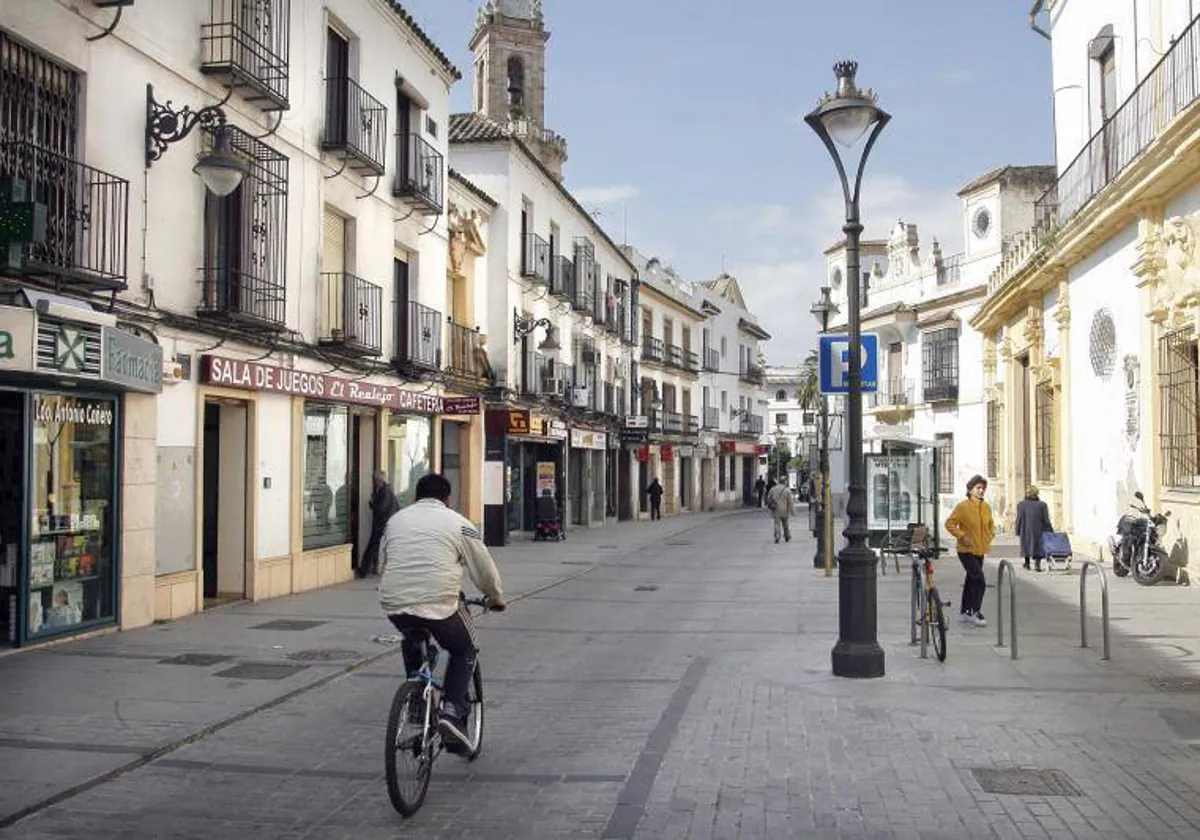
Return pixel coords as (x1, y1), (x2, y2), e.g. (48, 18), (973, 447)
(797, 349), (819, 410)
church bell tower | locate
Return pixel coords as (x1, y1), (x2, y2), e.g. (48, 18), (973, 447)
(470, 0), (568, 179)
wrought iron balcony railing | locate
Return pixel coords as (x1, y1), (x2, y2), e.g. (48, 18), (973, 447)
(318, 272), (382, 356)
(198, 268), (286, 328)
(574, 271), (594, 313)
(663, 411), (683, 434)
(522, 350), (545, 395)
(683, 349), (699, 373)
(703, 406), (720, 429)
(739, 363), (764, 384)
(446, 320), (486, 380)
(684, 414), (699, 435)
(704, 347), (720, 372)
(322, 75), (387, 175)
(869, 378), (915, 410)
(665, 343), (683, 369)
(200, 0), (291, 110)
(923, 379), (959, 403)
(393, 132), (443, 214)
(552, 254), (573, 298)
(399, 300), (441, 371)
(522, 233), (551, 285)
(936, 252), (964, 287)
(739, 414), (764, 435)
(642, 337), (664, 364)
(0, 141), (129, 289)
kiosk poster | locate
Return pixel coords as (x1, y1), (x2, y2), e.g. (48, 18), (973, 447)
(866, 453), (920, 531)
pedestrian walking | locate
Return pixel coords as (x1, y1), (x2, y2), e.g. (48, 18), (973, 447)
(360, 470), (400, 577)
(1015, 485), (1053, 572)
(754, 476), (766, 508)
(646, 477), (664, 521)
(945, 474), (994, 627)
(765, 477), (795, 543)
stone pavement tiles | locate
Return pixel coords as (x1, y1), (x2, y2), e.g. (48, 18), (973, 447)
(5, 508), (1200, 837)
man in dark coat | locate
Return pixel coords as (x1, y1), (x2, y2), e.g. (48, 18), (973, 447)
(646, 477), (664, 520)
(360, 470), (401, 578)
(754, 476), (766, 508)
(1015, 484), (1054, 572)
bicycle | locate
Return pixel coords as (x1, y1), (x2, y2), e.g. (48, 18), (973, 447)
(910, 544), (950, 662)
(384, 594), (504, 817)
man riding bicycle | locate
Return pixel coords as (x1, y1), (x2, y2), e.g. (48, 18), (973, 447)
(378, 473), (505, 750)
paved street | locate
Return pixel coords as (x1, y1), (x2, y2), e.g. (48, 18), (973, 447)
(5, 509), (1200, 838)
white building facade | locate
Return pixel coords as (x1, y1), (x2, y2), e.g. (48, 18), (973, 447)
(764, 367), (818, 490)
(0, 0), (484, 646)
(449, 2), (638, 544)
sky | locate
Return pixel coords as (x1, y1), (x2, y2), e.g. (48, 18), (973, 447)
(400, 0), (1055, 366)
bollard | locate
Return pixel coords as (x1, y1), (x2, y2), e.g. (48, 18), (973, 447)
(1080, 560), (1111, 661)
(910, 557), (919, 647)
(996, 559), (1018, 660)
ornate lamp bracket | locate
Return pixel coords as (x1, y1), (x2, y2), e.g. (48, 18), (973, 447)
(146, 83), (233, 167)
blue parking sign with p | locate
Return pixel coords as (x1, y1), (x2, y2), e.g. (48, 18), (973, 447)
(818, 334), (879, 394)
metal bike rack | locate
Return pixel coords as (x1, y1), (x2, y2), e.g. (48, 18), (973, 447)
(996, 559), (1018, 660)
(909, 560), (929, 659)
(1079, 560), (1111, 661)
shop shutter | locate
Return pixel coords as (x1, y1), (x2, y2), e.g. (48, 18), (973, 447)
(322, 210), (346, 274)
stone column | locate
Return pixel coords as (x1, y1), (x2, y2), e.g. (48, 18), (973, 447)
(1053, 280), (1072, 532)
(120, 393), (158, 630)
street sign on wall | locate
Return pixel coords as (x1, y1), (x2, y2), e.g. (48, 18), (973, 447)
(818, 334), (879, 395)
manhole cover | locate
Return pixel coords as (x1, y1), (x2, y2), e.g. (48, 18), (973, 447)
(159, 653), (232, 667)
(634, 585), (659, 592)
(214, 663), (309, 681)
(285, 649), (360, 662)
(1150, 677), (1200, 692)
(970, 768), (1082, 797)
(250, 620), (326, 631)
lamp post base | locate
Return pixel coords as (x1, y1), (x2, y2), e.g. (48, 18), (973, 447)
(812, 507), (825, 568)
(831, 639), (885, 678)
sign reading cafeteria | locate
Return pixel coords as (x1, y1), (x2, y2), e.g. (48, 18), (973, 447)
(201, 355), (449, 414)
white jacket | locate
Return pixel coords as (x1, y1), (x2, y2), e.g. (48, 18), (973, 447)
(378, 499), (503, 620)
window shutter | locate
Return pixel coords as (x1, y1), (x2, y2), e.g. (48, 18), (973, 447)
(322, 210), (346, 274)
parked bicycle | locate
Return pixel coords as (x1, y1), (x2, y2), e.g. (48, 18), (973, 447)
(911, 543), (950, 662)
(385, 594), (504, 817)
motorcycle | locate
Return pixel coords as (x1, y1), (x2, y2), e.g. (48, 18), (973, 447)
(1108, 491), (1172, 586)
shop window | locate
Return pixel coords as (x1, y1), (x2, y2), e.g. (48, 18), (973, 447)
(1159, 329), (1200, 488)
(718, 455), (726, 491)
(28, 393), (117, 638)
(386, 414), (432, 507)
(936, 432), (954, 492)
(922, 327), (959, 402)
(302, 404), (350, 550)
(1035, 382), (1056, 482)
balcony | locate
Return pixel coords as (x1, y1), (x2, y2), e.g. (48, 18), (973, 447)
(868, 378), (916, 419)
(615, 386), (627, 417)
(642, 337), (664, 364)
(446, 320), (489, 381)
(318, 272), (382, 356)
(522, 234), (551, 285)
(199, 0), (291, 111)
(936, 252), (964, 287)
(0, 141), (129, 290)
(704, 347), (720, 372)
(393, 133), (444, 215)
(522, 351), (545, 396)
(541, 360), (569, 399)
(552, 254), (574, 298)
(683, 349), (699, 373)
(738, 414), (764, 436)
(322, 75), (387, 175)
(573, 271), (594, 313)
(923, 379), (959, 403)
(739, 362), (764, 385)
(397, 301), (441, 371)
(703, 406), (720, 429)
(198, 269), (285, 328)
(684, 414), (699, 436)
(663, 411), (683, 434)
(665, 343), (682, 369)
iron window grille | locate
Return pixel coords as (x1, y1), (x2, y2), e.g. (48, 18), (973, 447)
(318, 272), (381, 356)
(1159, 328), (1200, 488)
(1035, 381), (1056, 482)
(200, 0), (291, 111)
(552, 254), (574, 299)
(393, 132), (443, 214)
(197, 125), (288, 328)
(522, 233), (551, 284)
(403, 300), (442, 370)
(322, 74), (387, 175)
(986, 399), (1000, 478)
(922, 327), (959, 402)
(936, 432), (954, 492)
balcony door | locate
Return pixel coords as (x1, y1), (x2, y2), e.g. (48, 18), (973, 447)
(888, 342), (902, 401)
(325, 28), (350, 145)
(394, 257), (410, 362)
(1099, 45), (1117, 181)
(396, 90), (412, 184)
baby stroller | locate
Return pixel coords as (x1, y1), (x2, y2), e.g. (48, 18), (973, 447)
(1041, 530), (1073, 572)
(533, 490), (565, 542)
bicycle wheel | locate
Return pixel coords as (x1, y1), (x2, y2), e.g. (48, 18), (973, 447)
(465, 662), (485, 762)
(927, 587), (947, 662)
(385, 681), (434, 817)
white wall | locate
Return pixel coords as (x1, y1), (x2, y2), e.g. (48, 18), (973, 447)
(1066, 221), (1142, 545)
(217, 403), (247, 594)
(256, 394), (293, 560)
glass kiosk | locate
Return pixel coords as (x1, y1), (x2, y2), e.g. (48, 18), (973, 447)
(863, 432), (941, 550)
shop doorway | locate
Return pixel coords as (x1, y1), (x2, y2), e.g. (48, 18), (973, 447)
(201, 401), (249, 607)
(441, 421), (464, 514)
(680, 457), (692, 511)
(700, 458), (712, 511)
(569, 448), (584, 526)
(618, 449), (632, 520)
(0, 391), (23, 646)
(352, 412), (376, 569)
(742, 456), (755, 505)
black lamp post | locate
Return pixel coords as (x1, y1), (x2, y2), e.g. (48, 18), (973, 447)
(513, 309), (559, 395)
(810, 285), (838, 573)
(806, 60), (890, 679)
(145, 84), (249, 197)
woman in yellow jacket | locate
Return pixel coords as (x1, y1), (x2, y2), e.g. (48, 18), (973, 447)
(944, 475), (994, 627)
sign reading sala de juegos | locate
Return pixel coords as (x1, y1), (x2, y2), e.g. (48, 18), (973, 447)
(201, 355), (459, 415)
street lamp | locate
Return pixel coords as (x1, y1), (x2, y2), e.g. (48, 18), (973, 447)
(513, 310), (560, 394)
(145, 84), (249, 197)
(806, 60), (890, 680)
(810, 285), (838, 575)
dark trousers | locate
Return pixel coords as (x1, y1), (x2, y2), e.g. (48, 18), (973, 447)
(650, 499), (662, 520)
(388, 607), (479, 718)
(756, 489), (764, 507)
(957, 552), (986, 615)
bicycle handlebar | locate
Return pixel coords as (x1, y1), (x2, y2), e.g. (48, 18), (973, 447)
(461, 594), (506, 612)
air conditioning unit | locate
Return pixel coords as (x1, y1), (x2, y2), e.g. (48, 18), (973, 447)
(543, 377), (564, 397)
(162, 360), (186, 385)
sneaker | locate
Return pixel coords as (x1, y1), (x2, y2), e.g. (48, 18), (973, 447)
(438, 711), (472, 751)
(958, 612), (975, 626)
(971, 612), (988, 627)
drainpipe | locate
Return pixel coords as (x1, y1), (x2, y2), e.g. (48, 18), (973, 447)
(1030, 0), (1051, 40)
